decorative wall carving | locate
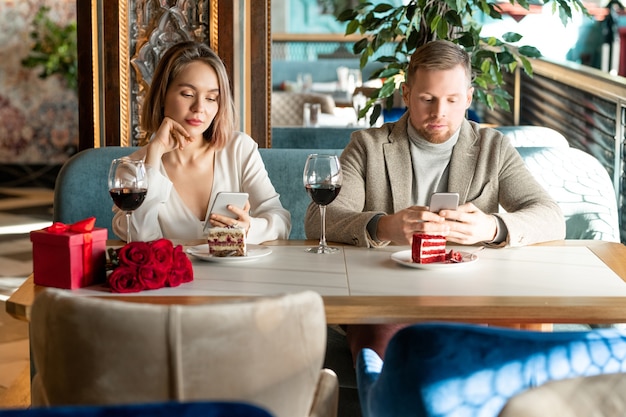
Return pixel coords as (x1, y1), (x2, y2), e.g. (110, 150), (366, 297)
(127, 1), (211, 145)
(79, 1), (268, 150)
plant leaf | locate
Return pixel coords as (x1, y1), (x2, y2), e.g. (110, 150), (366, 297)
(518, 45), (542, 58)
(502, 32), (523, 43)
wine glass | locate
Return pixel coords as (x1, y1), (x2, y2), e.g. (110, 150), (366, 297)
(108, 158), (148, 242)
(303, 154), (343, 254)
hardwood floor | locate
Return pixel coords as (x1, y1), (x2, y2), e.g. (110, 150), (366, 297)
(0, 187), (53, 408)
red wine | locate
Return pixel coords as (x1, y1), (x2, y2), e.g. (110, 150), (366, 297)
(306, 184), (341, 206)
(110, 188), (147, 211)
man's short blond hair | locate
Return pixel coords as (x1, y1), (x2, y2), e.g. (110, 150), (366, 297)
(405, 40), (472, 87)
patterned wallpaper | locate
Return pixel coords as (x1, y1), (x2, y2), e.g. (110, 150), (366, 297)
(0, 0), (77, 165)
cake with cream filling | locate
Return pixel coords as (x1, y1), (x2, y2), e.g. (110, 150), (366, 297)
(207, 226), (246, 257)
(412, 234), (447, 264)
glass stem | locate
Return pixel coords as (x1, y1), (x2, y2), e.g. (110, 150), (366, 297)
(126, 212), (132, 243)
(319, 204), (327, 249)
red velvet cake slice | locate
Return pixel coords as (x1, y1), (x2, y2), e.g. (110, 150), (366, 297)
(412, 234), (447, 264)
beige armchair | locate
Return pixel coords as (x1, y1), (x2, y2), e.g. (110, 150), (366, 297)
(271, 91), (336, 126)
(30, 288), (338, 417)
(498, 373), (626, 417)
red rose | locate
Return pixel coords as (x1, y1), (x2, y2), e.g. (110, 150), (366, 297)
(137, 264), (168, 290)
(150, 238), (174, 269)
(108, 239), (193, 293)
(168, 269), (184, 288)
(108, 266), (144, 293)
(118, 241), (152, 268)
(168, 245), (194, 286)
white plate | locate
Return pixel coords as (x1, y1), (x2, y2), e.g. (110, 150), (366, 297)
(391, 250), (478, 270)
(186, 244), (272, 263)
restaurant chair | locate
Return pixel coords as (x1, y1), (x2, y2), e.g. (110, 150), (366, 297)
(0, 401), (274, 417)
(271, 91), (336, 126)
(498, 372), (626, 417)
(30, 288), (339, 417)
(356, 322), (626, 417)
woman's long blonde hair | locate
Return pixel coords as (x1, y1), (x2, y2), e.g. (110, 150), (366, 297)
(141, 41), (237, 149)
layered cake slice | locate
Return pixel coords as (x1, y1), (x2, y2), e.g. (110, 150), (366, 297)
(412, 234), (447, 264)
(207, 226), (246, 257)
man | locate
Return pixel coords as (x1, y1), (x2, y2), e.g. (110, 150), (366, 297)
(304, 39), (565, 362)
(305, 40), (565, 249)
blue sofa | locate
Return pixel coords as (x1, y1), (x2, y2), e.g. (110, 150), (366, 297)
(272, 127), (356, 149)
(271, 125), (570, 150)
(55, 124), (620, 243)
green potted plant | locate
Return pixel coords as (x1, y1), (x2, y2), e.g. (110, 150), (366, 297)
(338, 0), (588, 123)
(21, 6), (78, 90)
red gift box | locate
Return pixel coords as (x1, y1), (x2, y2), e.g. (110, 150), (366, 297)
(30, 217), (108, 289)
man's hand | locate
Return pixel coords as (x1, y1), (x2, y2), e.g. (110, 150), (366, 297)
(376, 206), (449, 245)
(438, 202), (497, 244)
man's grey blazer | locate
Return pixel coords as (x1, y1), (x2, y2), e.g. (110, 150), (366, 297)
(304, 114), (565, 248)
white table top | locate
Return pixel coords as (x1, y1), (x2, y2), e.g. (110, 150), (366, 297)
(69, 244), (626, 298)
(9, 240), (626, 324)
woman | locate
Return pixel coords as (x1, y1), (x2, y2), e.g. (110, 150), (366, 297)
(112, 41), (291, 243)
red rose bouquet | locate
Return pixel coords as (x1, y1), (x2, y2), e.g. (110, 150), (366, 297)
(107, 238), (193, 293)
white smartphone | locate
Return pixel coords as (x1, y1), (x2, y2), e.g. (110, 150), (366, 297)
(207, 192), (249, 220)
(429, 192), (459, 213)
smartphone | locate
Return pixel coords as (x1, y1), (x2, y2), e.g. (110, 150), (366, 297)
(429, 192), (459, 213)
(207, 192), (249, 220)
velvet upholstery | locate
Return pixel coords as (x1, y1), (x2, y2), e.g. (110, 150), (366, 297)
(30, 289), (338, 417)
(356, 322), (626, 417)
(498, 373), (626, 417)
(271, 127), (356, 149)
(53, 147), (138, 238)
(272, 122), (568, 150)
(258, 148), (342, 240)
(0, 401), (274, 417)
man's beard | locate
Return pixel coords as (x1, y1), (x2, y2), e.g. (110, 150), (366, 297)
(416, 123), (451, 144)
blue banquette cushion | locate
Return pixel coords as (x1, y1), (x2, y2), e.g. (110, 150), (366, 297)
(53, 147), (342, 240)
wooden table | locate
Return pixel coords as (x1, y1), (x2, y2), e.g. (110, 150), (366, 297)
(7, 240), (626, 325)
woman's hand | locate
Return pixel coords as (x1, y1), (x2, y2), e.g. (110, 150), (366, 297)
(209, 201), (251, 235)
(145, 117), (192, 165)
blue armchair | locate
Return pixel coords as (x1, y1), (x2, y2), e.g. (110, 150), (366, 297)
(356, 322), (626, 417)
(0, 401), (273, 417)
